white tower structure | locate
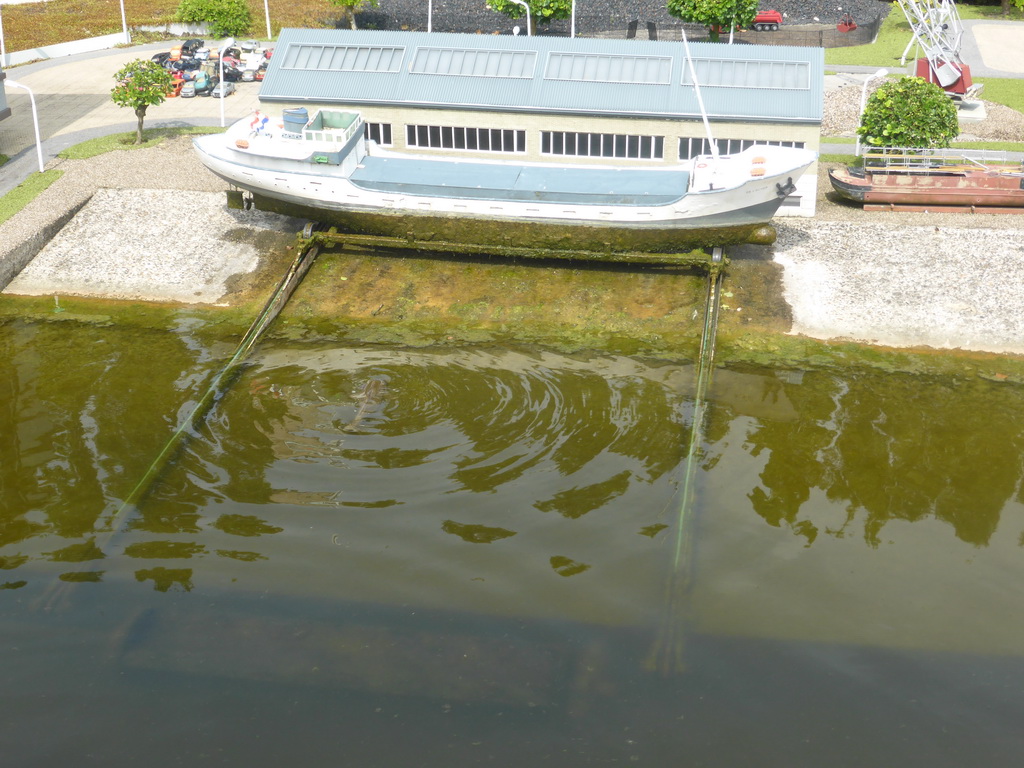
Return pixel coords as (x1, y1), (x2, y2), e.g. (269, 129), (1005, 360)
(896, 0), (982, 100)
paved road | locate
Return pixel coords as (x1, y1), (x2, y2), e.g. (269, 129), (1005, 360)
(0, 42), (264, 197)
(1, 23), (1022, 197)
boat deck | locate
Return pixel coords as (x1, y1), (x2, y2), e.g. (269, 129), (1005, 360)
(349, 155), (691, 206)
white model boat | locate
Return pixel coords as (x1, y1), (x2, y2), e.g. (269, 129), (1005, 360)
(194, 108), (815, 253)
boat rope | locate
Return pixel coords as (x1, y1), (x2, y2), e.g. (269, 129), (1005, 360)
(101, 230), (322, 530)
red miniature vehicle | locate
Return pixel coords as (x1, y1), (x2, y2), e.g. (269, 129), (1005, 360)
(837, 13), (857, 32)
(752, 10), (782, 31)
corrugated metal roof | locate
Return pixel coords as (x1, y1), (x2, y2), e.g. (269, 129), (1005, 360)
(411, 47), (537, 78)
(544, 53), (673, 85)
(281, 43), (406, 72)
(682, 58), (810, 89)
(260, 29), (823, 123)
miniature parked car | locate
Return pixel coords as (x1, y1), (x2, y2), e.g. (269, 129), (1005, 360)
(170, 58), (202, 73)
(179, 81), (197, 98)
(151, 51), (171, 67)
(194, 72), (215, 96)
(219, 65), (245, 82)
(210, 81), (236, 98)
(181, 38), (204, 56)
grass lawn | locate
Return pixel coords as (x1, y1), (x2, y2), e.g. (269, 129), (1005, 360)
(826, 4), (1024, 68)
(57, 126), (222, 160)
(0, 0), (340, 51)
(0, 170), (64, 226)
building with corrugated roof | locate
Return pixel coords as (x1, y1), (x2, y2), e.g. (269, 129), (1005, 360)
(258, 29), (823, 216)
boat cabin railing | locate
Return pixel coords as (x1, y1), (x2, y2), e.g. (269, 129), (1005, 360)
(863, 147), (1023, 172)
(280, 108), (362, 144)
(303, 110), (363, 144)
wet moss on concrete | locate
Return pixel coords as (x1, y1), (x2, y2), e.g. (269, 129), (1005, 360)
(4, 234), (1024, 387)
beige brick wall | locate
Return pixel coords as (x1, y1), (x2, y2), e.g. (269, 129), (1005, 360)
(273, 103), (819, 163)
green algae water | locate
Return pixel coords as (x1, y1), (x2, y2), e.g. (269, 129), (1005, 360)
(3, 315), (1024, 766)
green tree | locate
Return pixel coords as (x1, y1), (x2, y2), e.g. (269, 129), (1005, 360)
(486, 0), (573, 35)
(326, 0), (381, 30)
(666, 0), (759, 42)
(175, 0), (252, 38)
(110, 60), (175, 145)
(1003, 0), (1024, 17)
(857, 76), (960, 150)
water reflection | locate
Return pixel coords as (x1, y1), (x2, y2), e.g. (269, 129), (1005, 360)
(4, 317), (1024, 763)
(738, 371), (1024, 548)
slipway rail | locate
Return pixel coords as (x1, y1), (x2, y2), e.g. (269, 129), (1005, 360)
(104, 228), (323, 527)
(302, 227), (726, 270)
(649, 246), (726, 673)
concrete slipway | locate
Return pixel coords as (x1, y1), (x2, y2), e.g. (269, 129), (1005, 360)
(1, 31), (1024, 357)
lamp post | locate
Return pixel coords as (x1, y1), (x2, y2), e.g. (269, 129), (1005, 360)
(119, 0), (130, 45)
(1, 3), (7, 68)
(219, 37), (235, 128)
(855, 68), (888, 157)
(264, 0), (272, 40)
(508, 0), (531, 35)
(570, 0), (575, 38)
(428, 0), (433, 32)
(5, 79), (45, 173)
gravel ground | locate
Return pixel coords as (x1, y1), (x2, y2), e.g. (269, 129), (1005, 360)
(773, 217), (1024, 354)
(823, 78), (1024, 141)
(0, 139), (298, 304)
(369, 0), (892, 35)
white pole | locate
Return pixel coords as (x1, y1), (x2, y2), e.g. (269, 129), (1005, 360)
(428, 0), (433, 32)
(220, 37), (234, 128)
(1, 4), (7, 69)
(5, 80), (45, 173)
(119, 0), (130, 45)
(571, 0), (575, 38)
(264, 0), (272, 40)
(855, 68), (888, 157)
(680, 28), (718, 162)
(508, 0), (531, 35)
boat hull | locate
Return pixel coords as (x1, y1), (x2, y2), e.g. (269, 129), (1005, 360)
(829, 166), (1024, 209)
(195, 119), (814, 253)
(240, 190), (782, 252)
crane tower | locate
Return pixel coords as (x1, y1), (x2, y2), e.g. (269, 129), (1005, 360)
(896, 0), (982, 100)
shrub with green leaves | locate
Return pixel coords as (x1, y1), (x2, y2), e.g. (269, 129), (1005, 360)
(857, 76), (960, 149)
(486, 0), (572, 34)
(176, 0), (252, 38)
(666, 0), (758, 42)
(327, 0), (380, 30)
(110, 59), (175, 145)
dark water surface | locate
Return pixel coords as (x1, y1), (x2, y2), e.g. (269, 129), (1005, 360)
(3, 316), (1024, 766)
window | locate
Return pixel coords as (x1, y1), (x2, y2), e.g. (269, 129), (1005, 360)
(405, 124), (526, 153)
(540, 131), (664, 160)
(678, 138), (805, 160)
(364, 122), (393, 146)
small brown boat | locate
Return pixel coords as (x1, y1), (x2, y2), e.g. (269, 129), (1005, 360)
(828, 149), (1024, 213)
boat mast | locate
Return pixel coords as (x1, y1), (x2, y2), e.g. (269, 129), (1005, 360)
(681, 28), (719, 162)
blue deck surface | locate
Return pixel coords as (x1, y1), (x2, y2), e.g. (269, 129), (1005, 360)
(349, 156), (690, 206)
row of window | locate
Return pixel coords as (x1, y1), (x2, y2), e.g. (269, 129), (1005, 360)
(678, 137), (806, 160)
(406, 124), (526, 153)
(541, 131), (665, 160)
(363, 122), (804, 161)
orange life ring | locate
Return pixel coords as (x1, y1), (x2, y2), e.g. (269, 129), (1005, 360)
(696, 162), (708, 169)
